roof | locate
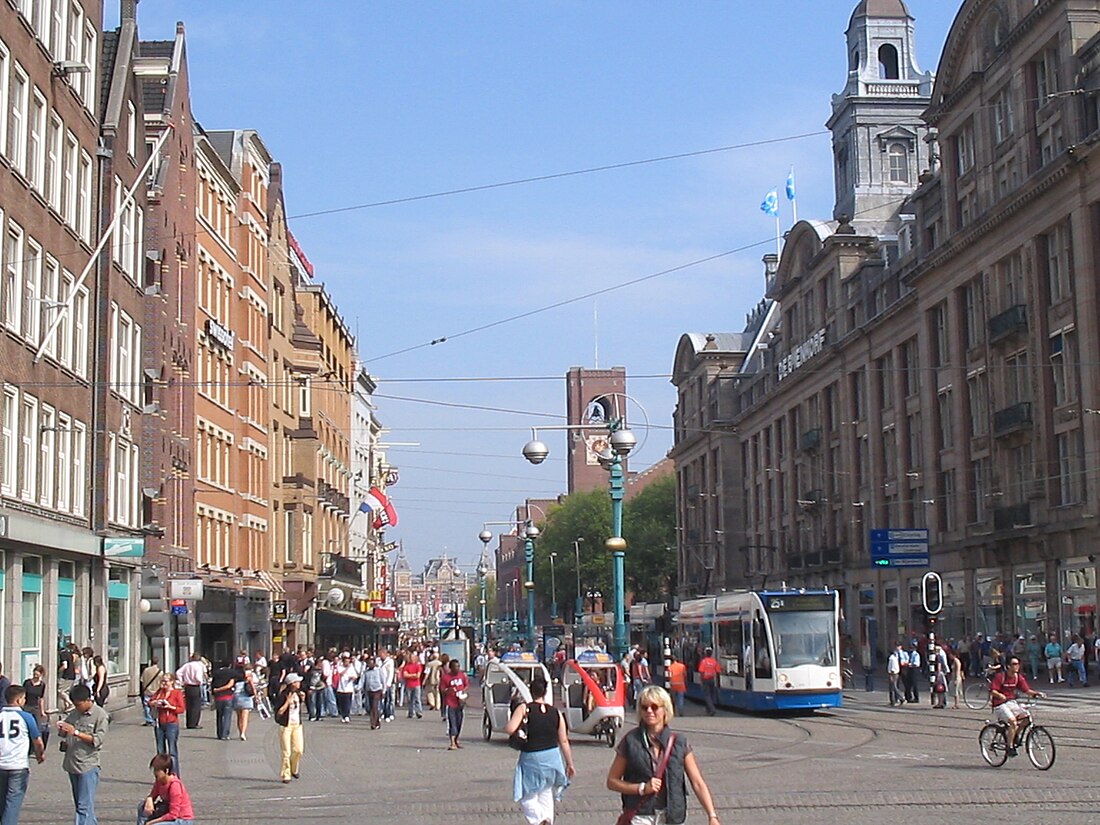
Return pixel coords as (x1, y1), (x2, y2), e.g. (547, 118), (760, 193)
(850, 0), (911, 21)
(680, 332), (750, 355)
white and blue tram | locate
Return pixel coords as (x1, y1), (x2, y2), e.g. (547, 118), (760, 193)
(675, 589), (842, 712)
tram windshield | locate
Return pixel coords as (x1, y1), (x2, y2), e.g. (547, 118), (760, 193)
(770, 610), (836, 668)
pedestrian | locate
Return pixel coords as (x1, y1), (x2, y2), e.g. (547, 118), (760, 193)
(1026, 635), (1042, 681)
(0, 684), (46, 824)
(136, 752), (194, 825)
(138, 658), (163, 727)
(886, 642), (903, 707)
(379, 649), (396, 722)
(58, 683), (109, 825)
(667, 654), (687, 716)
(606, 685), (721, 825)
(696, 647), (720, 716)
(1044, 634), (1064, 684)
(423, 651), (442, 711)
(149, 674), (184, 775)
(436, 654), (450, 721)
(505, 674), (574, 825)
(209, 660), (236, 740)
(362, 657), (385, 729)
(401, 653), (424, 719)
(305, 655), (326, 721)
(232, 656), (255, 740)
(334, 652), (360, 723)
(440, 658), (469, 750)
(631, 649), (652, 708)
(1066, 635), (1087, 686)
(22, 664), (50, 748)
(903, 640), (921, 703)
(949, 649), (965, 710)
(91, 655), (109, 707)
(620, 649), (635, 709)
(57, 644), (78, 714)
(174, 654), (206, 730)
(275, 674), (305, 784)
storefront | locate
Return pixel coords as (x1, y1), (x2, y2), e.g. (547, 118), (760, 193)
(1058, 561), (1096, 640)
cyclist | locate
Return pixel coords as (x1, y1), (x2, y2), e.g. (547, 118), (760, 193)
(989, 656), (1045, 757)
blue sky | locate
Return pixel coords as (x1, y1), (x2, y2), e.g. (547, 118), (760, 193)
(116, 2), (959, 573)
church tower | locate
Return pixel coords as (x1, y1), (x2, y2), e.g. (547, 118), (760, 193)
(826, 0), (934, 229)
(565, 367), (627, 494)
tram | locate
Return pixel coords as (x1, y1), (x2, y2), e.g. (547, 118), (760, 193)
(674, 589), (842, 712)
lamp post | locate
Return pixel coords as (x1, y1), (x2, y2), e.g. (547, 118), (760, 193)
(523, 521), (539, 650)
(572, 538), (584, 621)
(549, 552), (558, 620)
(477, 563), (488, 646)
(523, 419), (636, 658)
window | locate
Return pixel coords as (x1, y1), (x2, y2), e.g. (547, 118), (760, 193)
(107, 567), (130, 674)
(38, 404), (53, 508)
(126, 101), (136, 158)
(29, 90), (46, 192)
(40, 256), (58, 360)
(51, 0), (66, 59)
(284, 509), (295, 564)
(1056, 431), (1082, 506)
(1033, 45), (1059, 105)
(955, 122), (974, 175)
(56, 412), (71, 512)
(962, 278), (984, 349)
(62, 133), (78, 229)
(109, 303), (141, 405)
(1, 387), (17, 495)
(21, 237), (41, 345)
(939, 470), (956, 532)
(968, 370), (989, 437)
(930, 303), (948, 368)
(1050, 330), (1076, 407)
(301, 511), (313, 567)
(77, 151), (92, 244)
(107, 434), (139, 528)
(298, 378), (311, 417)
(877, 353), (894, 409)
(992, 87), (1013, 144)
(878, 44), (899, 80)
(1042, 220), (1073, 305)
(9, 64), (28, 176)
(996, 252), (1025, 310)
(19, 394), (37, 502)
(938, 389), (953, 450)
(0, 40), (9, 160)
(902, 339), (920, 398)
(971, 457), (991, 523)
(71, 284), (88, 378)
(4, 222), (23, 333)
(888, 143), (909, 183)
(71, 420), (86, 516)
(1004, 350), (1029, 404)
(20, 572), (41, 682)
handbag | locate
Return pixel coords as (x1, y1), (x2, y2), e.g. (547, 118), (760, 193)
(244, 678), (256, 697)
(508, 703), (530, 751)
(615, 733), (677, 825)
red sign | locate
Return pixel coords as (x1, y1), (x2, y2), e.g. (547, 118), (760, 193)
(373, 606), (396, 619)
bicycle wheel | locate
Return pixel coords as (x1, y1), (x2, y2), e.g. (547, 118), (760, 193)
(1025, 725), (1056, 770)
(964, 682), (990, 709)
(979, 723), (1008, 767)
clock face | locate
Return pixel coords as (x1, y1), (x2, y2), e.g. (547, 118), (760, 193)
(585, 435), (609, 466)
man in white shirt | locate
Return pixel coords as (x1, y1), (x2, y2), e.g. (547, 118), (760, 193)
(1067, 636), (1087, 687)
(886, 643), (903, 707)
(378, 650), (396, 722)
(176, 653), (207, 729)
(0, 685), (45, 823)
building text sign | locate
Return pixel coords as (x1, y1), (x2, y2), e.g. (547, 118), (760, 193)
(777, 328), (826, 382)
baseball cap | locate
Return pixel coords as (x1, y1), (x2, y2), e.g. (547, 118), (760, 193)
(285, 673), (303, 685)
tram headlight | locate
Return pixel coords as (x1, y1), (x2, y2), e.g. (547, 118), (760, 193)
(828, 671), (838, 682)
(777, 672), (787, 685)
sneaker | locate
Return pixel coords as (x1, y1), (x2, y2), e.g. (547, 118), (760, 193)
(240, 734), (246, 741)
(1006, 747), (1018, 757)
(342, 717), (350, 723)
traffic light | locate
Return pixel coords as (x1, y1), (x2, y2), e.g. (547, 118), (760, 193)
(139, 570), (168, 643)
(921, 571), (943, 615)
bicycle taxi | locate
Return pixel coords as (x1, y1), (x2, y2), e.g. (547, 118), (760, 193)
(481, 651), (552, 742)
(561, 649), (626, 747)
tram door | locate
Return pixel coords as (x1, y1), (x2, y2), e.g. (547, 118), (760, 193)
(742, 618), (753, 692)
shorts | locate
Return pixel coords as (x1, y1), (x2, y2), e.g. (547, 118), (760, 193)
(993, 700), (1025, 724)
(1047, 657), (1061, 670)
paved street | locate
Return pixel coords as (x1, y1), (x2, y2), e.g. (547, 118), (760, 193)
(13, 684), (1098, 824)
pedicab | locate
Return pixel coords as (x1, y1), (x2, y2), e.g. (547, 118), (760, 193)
(561, 649), (626, 747)
(481, 651), (552, 742)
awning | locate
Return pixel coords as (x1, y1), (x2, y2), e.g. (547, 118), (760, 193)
(315, 606), (396, 638)
(256, 570), (286, 595)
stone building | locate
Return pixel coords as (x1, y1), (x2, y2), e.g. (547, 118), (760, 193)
(672, 0), (1100, 653)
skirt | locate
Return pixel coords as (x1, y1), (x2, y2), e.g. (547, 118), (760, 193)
(513, 747), (569, 803)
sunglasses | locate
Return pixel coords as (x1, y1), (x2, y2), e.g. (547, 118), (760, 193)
(640, 704), (663, 712)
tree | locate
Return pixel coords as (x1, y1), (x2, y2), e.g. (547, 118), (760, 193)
(531, 474), (677, 618)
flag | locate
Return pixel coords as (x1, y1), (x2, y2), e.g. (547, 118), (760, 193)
(760, 190), (779, 217)
(785, 168), (796, 201)
(359, 486), (399, 529)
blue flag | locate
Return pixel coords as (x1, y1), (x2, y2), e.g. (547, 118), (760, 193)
(786, 169), (796, 201)
(760, 190), (779, 217)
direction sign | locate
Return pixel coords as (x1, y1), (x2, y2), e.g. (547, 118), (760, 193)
(869, 528), (929, 568)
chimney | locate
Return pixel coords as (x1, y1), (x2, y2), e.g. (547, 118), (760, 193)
(122, 0), (137, 21)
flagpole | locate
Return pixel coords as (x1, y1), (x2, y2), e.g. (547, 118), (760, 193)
(791, 193), (798, 225)
(775, 214), (782, 257)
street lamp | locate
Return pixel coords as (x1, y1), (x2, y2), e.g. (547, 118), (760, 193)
(572, 537), (584, 620)
(523, 521), (539, 651)
(549, 552), (558, 620)
(523, 416), (636, 658)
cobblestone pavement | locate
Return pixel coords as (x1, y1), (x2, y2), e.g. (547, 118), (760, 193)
(13, 684), (1098, 824)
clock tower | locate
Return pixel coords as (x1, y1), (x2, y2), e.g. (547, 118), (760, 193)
(565, 366), (627, 494)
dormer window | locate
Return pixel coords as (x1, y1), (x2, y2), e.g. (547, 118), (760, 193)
(878, 44), (899, 80)
(888, 143), (909, 182)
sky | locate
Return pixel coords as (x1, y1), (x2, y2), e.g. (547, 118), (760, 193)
(113, 1), (960, 574)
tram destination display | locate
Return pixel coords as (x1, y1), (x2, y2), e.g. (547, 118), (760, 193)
(764, 594), (834, 612)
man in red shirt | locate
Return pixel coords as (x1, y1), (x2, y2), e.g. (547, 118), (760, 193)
(697, 647), (721, 716)
(400, 654), (424, 719)
(440, 659), (469, 750)
(990, 656), (1044, 756)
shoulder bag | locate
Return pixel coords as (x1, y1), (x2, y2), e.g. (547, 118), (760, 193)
(615, 732), (677, 825)
(508, 703), (531, 751)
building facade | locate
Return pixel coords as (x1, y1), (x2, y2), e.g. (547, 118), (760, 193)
(672, 0), (1100, 656)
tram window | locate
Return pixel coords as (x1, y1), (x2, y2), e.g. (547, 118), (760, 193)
(752, 616), (772, 678)
(717, 619), (743, 676)
(771, 611), (837, 668)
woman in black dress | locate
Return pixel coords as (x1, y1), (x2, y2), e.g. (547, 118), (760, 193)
(22, 664), (49, 746)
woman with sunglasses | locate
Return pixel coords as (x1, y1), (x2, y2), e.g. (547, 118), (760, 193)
(606, 685), (720, 825)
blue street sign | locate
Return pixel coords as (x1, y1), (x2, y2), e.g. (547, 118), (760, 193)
(869, 528), (929, 568)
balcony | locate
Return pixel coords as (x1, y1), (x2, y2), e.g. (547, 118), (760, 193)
(993, 503), (1033, 531)
(993, 402), (1033, 438)
(798, 489), (825, 508)
(988, 304), (1028, 343)
(800, 428), (822, 452)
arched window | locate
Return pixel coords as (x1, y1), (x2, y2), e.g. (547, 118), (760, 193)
(878, 44), (899, 80)
(888, 143), (909, 183)
(851, 50), (860, 72)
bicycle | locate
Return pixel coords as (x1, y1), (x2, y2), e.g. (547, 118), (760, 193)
(978, 700), (1055, 770)
(964, 664), (1002, 709)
